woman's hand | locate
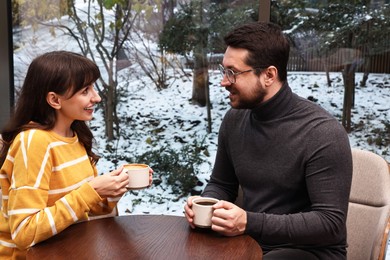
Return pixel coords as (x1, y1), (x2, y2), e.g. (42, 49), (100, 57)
(148, 166), (154, 186)
(89, 167), (129, 198)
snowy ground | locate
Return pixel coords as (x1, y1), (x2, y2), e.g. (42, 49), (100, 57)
(86, 70), (390, 216)
(11, 0), (389, 218)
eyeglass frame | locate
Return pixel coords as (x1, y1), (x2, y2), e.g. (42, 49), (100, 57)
(218, 64), (265, 84)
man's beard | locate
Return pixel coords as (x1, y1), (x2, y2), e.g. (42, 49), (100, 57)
(229, 81), (266, 109)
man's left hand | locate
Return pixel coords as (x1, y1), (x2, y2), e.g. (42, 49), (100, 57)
(211, 200), (247, 236)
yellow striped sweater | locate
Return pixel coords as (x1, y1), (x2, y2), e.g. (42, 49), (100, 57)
(0, 129), (118, 259)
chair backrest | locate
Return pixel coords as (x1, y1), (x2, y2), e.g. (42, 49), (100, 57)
(346, 148), (390, 260)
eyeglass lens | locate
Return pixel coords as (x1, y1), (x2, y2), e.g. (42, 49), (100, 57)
(219, 65), (235, 83)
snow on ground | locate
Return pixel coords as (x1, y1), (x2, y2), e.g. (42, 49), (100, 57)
(87, 70), (389, 216)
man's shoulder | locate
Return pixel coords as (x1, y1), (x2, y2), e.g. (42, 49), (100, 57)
(292, 93), (337, 120)
(225, 108), (251, 117)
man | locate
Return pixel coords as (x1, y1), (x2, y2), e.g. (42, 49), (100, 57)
(184, 22), (352, 259)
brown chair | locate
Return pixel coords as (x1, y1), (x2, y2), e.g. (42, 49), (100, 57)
(346, 148), (390, 260)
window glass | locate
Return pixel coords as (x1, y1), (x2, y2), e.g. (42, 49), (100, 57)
(10, 0), (389, 215)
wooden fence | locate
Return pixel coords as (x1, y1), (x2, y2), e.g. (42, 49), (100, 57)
(288, 47), (390, 73)
(205, 48), (390, 73)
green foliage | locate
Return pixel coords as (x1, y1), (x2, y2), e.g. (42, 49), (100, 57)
(158, 4), (197, 55)
(270, 0), (308, 31)
(367, 121), (390, 148)
(134, 140), (208, 198)
(12, 0), (68, 27)
(293, 3), (390, 55)
(159, 1), (257, 55)
(208, 2), (258, 53)
(102, 0), (117, 9)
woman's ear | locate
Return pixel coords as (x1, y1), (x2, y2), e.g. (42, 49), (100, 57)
(46, 92), (61, 110)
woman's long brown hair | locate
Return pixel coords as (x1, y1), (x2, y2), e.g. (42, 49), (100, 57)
(0, 51), (101, 166)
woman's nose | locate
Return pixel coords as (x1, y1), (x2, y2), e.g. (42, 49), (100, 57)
(92, 89), (101, 103)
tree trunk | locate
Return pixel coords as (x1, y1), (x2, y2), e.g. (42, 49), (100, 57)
(341, 64), (355, 133)
(206, 80), (212, 133)
(191, 45), (208, 107)
(360, 57), (370, 87)
(326, 66), (332, 87)
(105, 83), (115, 141)
(104, 60), (116, 141)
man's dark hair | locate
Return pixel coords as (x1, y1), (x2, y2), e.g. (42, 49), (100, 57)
(224, 22), (290, 81)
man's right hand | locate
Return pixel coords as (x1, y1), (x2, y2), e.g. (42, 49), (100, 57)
(184, 195), (201, 229)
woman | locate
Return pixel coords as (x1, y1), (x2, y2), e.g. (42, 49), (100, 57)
(0, 51), (146, 259)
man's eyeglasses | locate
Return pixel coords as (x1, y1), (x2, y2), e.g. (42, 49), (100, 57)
(218, 64), (263, 84)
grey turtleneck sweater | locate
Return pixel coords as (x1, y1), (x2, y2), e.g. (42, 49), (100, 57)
(202, 83), (352, 259)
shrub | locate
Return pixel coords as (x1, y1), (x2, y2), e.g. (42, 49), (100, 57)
(135, 140), (208, 198)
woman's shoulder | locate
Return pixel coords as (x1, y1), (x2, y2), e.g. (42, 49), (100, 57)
(13, 129), (55, 146)
(7, 129), (51, 154)
(17, 128), (50, 139)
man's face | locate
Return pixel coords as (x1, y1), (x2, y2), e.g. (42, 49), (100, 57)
(220, 47), (266, 109)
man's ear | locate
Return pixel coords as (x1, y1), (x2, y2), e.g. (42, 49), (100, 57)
(264, 66), (278, 86)
(46, 92), (61, 110)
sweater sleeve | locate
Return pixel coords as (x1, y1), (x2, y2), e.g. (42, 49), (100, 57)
(87, 166), (119, 217)
(4, 131), (108, 249)
(202, 110), (240, 201)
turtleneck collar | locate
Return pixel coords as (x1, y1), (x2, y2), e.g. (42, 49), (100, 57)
(251, 82), (294, 121)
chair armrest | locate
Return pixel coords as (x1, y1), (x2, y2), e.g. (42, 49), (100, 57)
(379, 217), (390, 260)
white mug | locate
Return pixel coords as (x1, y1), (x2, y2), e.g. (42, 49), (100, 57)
(123, 163), (149, 189)
(192, 197), (219, 228)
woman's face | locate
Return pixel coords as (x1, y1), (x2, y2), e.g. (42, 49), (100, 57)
(56, 83), (101, 125)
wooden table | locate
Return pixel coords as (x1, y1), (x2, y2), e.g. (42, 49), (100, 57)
(27, 215), (262, 259)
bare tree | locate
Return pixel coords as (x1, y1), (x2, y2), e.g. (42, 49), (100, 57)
(13, 0), (163, 140)
(54, 0), (144, 140)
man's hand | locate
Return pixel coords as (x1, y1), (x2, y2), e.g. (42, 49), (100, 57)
(184, 195), (201, 229)
(211, 200), (247, 236)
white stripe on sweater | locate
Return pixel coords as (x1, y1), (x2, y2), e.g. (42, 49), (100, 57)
(27, 129), (35, 150)
(44, 208), (57, 235)
(20, 132), (27, 169)
(48, 176), (94, 195)
(0, 239), (17, 248)
(34, 140), (69, 188)
(5, 154), (13, 163)
(60, 197), (78, 222)
(52, 154), (89, 172)
(8, 208), (40, 216)
(11, 215), (31, 240)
